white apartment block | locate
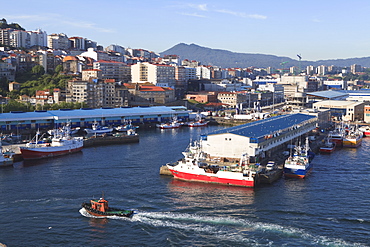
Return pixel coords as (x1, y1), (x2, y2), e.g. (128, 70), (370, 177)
(105, 44), (126, 54)
(47, 33), (70, 50)
(6, 29), (47, 48)
(79, 47), (110, 61)
(317, 65), (327, 76)
(196, 66), (211, 79)
(93, 60), (131, 82)
(306, 65), (315, 75)
(131, 62), (175, 87)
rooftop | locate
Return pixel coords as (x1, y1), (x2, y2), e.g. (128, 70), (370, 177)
(206, 113), (316, 138)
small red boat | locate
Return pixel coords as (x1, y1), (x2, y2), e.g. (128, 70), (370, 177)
(82, 196), (134, 218)
(320, 134), (336, 153)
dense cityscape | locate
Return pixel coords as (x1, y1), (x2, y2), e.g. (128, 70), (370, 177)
(1, 15), (370, 246)
(1, 18), (370, 117)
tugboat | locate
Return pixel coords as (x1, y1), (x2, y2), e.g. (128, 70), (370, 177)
(82, 196), (134, 218)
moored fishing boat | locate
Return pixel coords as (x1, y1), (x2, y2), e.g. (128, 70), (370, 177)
(329, 123), (345, 146)
(0, 141), (13, 167)
(20, 127), (83, 160)
(319, 134), (336, 153)
(85, 121), (113, 134)
(284, 137), (314, 178)
(187, 114), (209, 127)
(166, 141), (261, 187)
(343, 125), (362, 148)
(114, 121), (139, 132)
(358, 126), (370, 137)
(81, 196), (134, 217)
(156, 117), (181, 129)
(188, 120), (208, 127)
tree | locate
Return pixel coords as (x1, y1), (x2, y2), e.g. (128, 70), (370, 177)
(55, 65), (63, 74)
(31, 65), (45, 76)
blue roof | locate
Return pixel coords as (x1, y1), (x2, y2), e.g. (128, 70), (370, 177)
(0, 106), (189, 121)
(207, 113), (316, 138)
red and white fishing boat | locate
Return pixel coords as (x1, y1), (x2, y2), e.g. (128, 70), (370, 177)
(187, 114), (208, 127)
(156, 117), (181, 129)
(166, 141), (261, 187)
(20, 126), (83, 160)
(188, 120), (209, 127)
(358, 126), (370, 137)
(319, 135), (336, 153)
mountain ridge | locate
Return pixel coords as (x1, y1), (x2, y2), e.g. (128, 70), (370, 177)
(160, 43), (370, 68)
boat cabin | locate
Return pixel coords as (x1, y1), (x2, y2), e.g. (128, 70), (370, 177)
(90, 198), (109, 212)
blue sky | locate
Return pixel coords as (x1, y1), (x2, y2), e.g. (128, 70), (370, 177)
(3, 0), (370, 61)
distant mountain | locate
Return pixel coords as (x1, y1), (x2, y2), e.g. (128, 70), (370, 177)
(161, 43), (370, 68)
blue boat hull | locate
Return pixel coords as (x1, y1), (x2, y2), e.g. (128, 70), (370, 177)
(284, 163), (313, 178)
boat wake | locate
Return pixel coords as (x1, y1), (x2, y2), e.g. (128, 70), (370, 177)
(79, 208), (367, 246)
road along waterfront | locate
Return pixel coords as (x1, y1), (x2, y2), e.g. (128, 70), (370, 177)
(0, 126), (368, 246)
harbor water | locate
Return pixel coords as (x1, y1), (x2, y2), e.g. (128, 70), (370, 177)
(0, 126), (369, 246)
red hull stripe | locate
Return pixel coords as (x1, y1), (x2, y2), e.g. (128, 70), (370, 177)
(169, 169), (255, 187)
(20, 147), (83, 160)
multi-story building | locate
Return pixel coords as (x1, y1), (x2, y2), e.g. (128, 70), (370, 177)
(162, 55), (180, 65)
(131, 62), (175, 87)
(66, 78), (127, 108)
(82, 69), (102, 81)
(0, 28), (11, 46)
(34, 50), (62, 73)
(317, 65), (327, 76)
(0, 61), (16, 81)
(196, 65), (211, 79)
(9, 30), (27, 48)
(125, 83), (175, 106)
(185, 91), (218, 103)
(105, 44), (126, 54)
(79, 47), (110, 61)
(63, 55), (80, 74)
(181, 59), (200, 67)
(350, 64), (362, 74)
(47, 33), (70, 50)
(1, 28), (47, 48)
(313, 100), (365, 122)
(184, 67), (197, 81)
(93, 60), (131, 82)
(306, 65), (315, 75)
(26, 29), (47, 48)
(69, 37), (85, 50)
(217, 92), (247, 108)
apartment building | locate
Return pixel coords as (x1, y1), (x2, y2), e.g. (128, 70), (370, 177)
(47, 33), (70, 50)
(217, 92), (247, 108)
(93, 60), (130, 82)
(125, 83), (175, 106)
(69, 37), (85, 50)
(79, 47), (110, 61)
(66, 78), (128, 108)
(131, 62), (175, 87)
